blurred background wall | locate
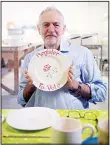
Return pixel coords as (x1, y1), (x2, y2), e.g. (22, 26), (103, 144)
(2, 2), (108, 42)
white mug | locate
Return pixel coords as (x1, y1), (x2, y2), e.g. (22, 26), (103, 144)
(51, 117), (95, 144)
(98, 119), (109, 145)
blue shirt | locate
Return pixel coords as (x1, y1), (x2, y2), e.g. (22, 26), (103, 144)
(17, 41), (107, 109)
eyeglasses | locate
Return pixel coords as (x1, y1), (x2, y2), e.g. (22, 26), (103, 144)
(66, 110), (98, 132)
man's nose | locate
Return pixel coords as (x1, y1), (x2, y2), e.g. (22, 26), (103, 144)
(48, 24), (55, 32)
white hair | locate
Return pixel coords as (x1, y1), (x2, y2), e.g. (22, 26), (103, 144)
(38, 6), (64, 24)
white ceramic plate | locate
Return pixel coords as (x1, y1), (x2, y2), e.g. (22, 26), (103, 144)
(6, 107), (60, 130)
(28, 49), (70, 91)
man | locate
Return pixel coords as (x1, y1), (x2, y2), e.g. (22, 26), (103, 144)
(18, 7), (107, 109)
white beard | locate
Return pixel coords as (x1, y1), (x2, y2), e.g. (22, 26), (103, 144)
(45, 39), (58, 49)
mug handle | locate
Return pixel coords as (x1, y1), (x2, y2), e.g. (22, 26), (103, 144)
(82, 124), (95, 138)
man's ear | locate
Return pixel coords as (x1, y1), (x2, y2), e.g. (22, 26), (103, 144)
(37, 25), (41, 35)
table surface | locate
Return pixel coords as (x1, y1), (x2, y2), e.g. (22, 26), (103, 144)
(2, 109), (108, 144)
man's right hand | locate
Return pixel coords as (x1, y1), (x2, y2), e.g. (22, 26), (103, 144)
(24, 70), (33, 85)
(23, 70), (36, 103)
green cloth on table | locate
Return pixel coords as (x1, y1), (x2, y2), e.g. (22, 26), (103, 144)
(2, 109), (108, 144)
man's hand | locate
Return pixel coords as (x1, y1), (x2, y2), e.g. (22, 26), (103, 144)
(64, 66), (91, 98)
(23, 70), (36, 102)
(24, 70), (33, 85)
(64, 66), (79, 90)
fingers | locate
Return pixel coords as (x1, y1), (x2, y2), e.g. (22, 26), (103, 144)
(65, 66), (74, 89)
(25, 70), (30, 76)
(24, 69), (33, 85)
(27, 77), (33, 84)
(69, 71), (73, 80)
(69, 66), (73, 75)
(25, 70), (31, 78)
(24, 69), (28, 74)
(66, 72), (73, 85)
(67, 66), (73, 83)
(65, 75), (73, 89)
(28, 80), (33, 86)
(68, 66), (73, 80)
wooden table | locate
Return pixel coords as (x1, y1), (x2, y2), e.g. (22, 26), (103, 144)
(1, 44), (34, 95)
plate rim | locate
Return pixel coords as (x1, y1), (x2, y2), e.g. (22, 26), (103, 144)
(2, 115), (5, 123)
(6, 107), (60, 130)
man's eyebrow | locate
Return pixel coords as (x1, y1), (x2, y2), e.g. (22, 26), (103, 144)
(42, 22), (60, 25)
(53, 22), (60, 25)
(42, 22), (49, 25)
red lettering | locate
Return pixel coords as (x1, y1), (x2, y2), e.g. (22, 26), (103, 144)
(36, 49), (59, 58)
(36, 53), (41, 57)
(36, 52), (44, 57)
(47, 84), (60, 90)
(39, 83), (45, 89)
(45, 50), (48, 56)
(57, 84), (60, 88)
(52, 50), (59, 56)
(47, 84), (56, 90)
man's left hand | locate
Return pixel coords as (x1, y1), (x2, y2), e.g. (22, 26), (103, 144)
(64, 66), (79, 90)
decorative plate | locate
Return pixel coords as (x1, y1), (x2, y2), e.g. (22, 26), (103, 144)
(28, 49), (70, 91)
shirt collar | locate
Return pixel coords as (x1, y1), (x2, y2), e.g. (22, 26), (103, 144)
(60, 41), (70, 53)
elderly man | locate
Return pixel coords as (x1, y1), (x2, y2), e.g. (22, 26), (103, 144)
(18, 7), (107, 109)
